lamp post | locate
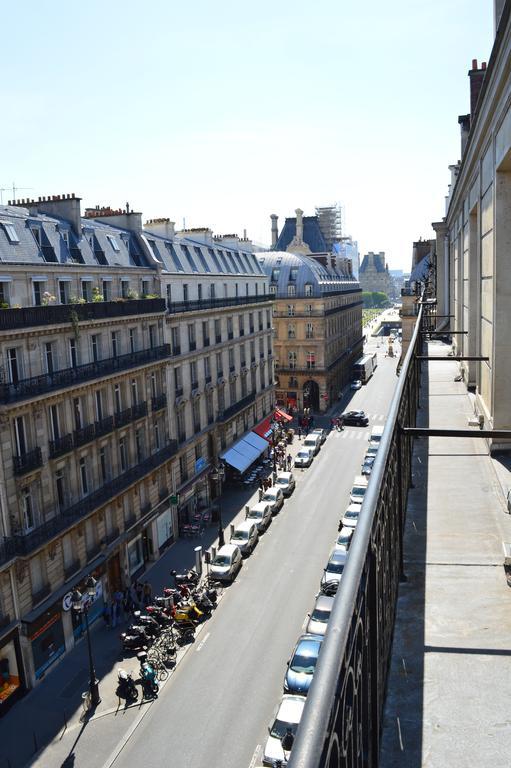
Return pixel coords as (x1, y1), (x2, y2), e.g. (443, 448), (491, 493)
(71, 576), (101, 708)
(210, 465), (225, 547)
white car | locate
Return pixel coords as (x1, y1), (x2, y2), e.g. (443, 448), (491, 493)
(275, 471), (296, 497)
(262, 695), (305, 766)
(229, 520), (259, 556)
(261, 486), (284, 514)
(322, 549), (348, 586)
(294, 448), (314, 468)
(350, 379), (362, 390)
(210, 544), (243, 583)
(335, 526), (354, 552)
(341, 504), (361, 529)
(246, 502), (272, 533)
(350, 475), (368, 505)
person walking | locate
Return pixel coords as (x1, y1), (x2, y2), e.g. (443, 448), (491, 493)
(135, 580), (143, 606)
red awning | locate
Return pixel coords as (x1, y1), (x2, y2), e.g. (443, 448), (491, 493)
(253, 416), (273, 441)
(275, 409), (293, 423)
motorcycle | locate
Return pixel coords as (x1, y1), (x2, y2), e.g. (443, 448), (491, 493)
(145, 605), (173, 627)
(132, 611), (161, 638)
(192, 588), (215, 614)
(173, 599), (204, 624)
(116, 668), (138, 702)
(171, 568), (200, 588)
(120, 625), (150, 652)
(137, 651), (159, 698)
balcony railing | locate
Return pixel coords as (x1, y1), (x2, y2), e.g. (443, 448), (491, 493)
(288, 296), (424, 768)
(13, 447), (43, 476)
(167, 294), (270, 315)
(50, 406), (148, 459)
(151, 393), (167, 411)
(73, 424), (96, 448)
(217, 391), (255, 423)
(6, 442), (178, 560)
(189, 341), (196, 351)
(95, 415), (114, 437)
(0, 346), (170, 404)
(0, 298), (165, 331)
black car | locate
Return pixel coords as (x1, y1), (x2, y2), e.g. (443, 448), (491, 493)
(342, 410), (369, 427)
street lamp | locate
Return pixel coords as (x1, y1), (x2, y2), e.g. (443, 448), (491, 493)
(210, 465), (225, 547)
(71, 576), (101, 708)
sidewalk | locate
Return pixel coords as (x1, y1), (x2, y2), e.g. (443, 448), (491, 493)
(0, 434), (308, 768)
(380, 342), (511, 767)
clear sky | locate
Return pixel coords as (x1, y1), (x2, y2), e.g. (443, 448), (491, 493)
(0, 0), (494, 270)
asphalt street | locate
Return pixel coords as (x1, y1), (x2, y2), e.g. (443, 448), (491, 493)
(107, 345), (399, 768)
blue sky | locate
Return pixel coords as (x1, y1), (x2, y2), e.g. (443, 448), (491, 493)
(0, 0), (493, 269)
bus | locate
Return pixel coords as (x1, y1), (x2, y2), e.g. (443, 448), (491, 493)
(353, 355), (375, 383)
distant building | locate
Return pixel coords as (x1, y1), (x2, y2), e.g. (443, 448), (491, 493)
(359, 251), (395, 298)
(260, 216), (362, 412)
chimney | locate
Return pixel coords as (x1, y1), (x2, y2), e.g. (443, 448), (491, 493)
(20, 193), (82, 237)
(469, 59), (487, 117)
(458, 114), (471, 157)
(270, 214), (278, 247)
(144, 218), (176, 239)
(295, 208), (304, 243)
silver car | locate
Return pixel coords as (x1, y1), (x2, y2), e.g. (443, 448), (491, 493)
(246, 502), (272, 533)
(275, 471), (296, 497)
(306, 594), (334, 636)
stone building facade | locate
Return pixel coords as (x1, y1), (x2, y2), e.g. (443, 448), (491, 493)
(358, 252), (395, 299)
(259, 251), (363, 412)
(0, 195), (273, 703)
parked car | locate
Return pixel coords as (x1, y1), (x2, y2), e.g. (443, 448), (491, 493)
(322, 549), (348, 586)
(340, 504), (361, 529)
(361, 456), (375, 476)
(369, 425), (385, 444)
(365, 444), (379, 459)
(262, 486), (284, 514)
(210, 544), (243, 583)
(350, 379), (362, 390)
(294, 448), (314, 468)
(306, 594), (335, 637)
(284, 634), (323, 695)
(335, 526), (354, 552)
(263, 695), (305, 767)
(310, 427), (327, 444)
(230, 520), (259, 556)
(303, 435), (321, 457)
(246, 501), (272, 533)
(342, 410), (369, 427)
(350, 475), (368, 505)
(275, 471), (296, 497)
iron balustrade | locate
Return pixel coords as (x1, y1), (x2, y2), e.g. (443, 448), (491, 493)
(73, 424), (96, 448)
(0, 298), (165, 330)
(49, 434), (74, 459)
(5, 442), (178, 560)
(95, 415), (114, 437)
(13, 447), (43, 476)
(151, 393), (167, 411)
(0, 345), (170, 404)
(216, 391), (255, 422)
(167, 294), (271, 315)
(288, 295), (424, 768)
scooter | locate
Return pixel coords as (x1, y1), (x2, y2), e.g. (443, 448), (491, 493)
(132, 611), (161, 638)
(145, 605), (173, 627)
(116, 668), (138, 702)
(137, 651), (159, 698)
(171, 568), (200, 588)
(174, 600), (204, 624)
(192, 588), (215, 614)
(120, 625), (149, 652)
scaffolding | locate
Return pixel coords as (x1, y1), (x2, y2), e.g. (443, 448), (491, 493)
(315, 204), (343, 251)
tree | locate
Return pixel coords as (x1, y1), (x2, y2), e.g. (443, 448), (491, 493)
(362, 291), (389, 308)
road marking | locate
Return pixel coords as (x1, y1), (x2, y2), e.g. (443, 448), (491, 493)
(248, 745), (262, 768)
(196, 631), (210, 652)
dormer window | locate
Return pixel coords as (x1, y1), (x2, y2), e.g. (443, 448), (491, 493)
(304, 283), (313, 297)
(107, 235), (120, 252)
(31, 227), (41, 246)
(289, 267), (298, 281)
(1, 222), (19, 244)
(271, 268), (280, 282)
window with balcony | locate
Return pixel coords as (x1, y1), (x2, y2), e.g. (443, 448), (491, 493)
(102, 280), (112, 301)
(214, 319), (221, 343)
(258, 311), (263, 330)
(58, 280), (71, 305)
(166, 284), (172, 308)
(82, 280), (92, 302)
(183, 283), (189, 302)
(114, 384), (122, 414)
(216, 352), (223, 377)
(306, 351), (316, 369)
(95, 390), (103, 421)
(210, 283), (216, 299)
(239, 315), (245, 336)
(188, 323), (196, 351)
(197, 284), (203, 301)
(79, 456), (89, 495)
(131, 378), (138, 405)
(204, 356), (211, 381)
(99, 447), (108, 483)
(174, 366), (182, 393)
(33, 280), (45, 306)
(266, 309), (271, 328)
(177, 409), (186, 443)
(55, 469), (66, 510)
(22, 488), (35, 531)
(49, 404), (60, 440)
(227, 316), (233, 340)
(44, 341), (55, 375)
(192, 399), (201, 432)
(240, 375), (247, 398)
(228, 347), (235, 371)
(171, 327), (180, 355)
(287, 323), (296, 339)
(69, 337), (79, 368)
(91, 334), (101, 363)
(135, 428), (144, 463)
(121, 280), (130, 299)
(30, 554), (45, 596)
(179, 453), (188, 482)
(190, 361), (198, 389)
(305, 283), (313, 297)
(129, 328), (137, 353)
(153, 420), (161, 450)
(306, 323), (314, 339)
(149, 324), (157, 349)
(288, 351), (297, 369)
(119, 438), (128, 473)
(150, 371), (157, 400)
(7, 347), (22, 384)
(202, 321), (210, 346)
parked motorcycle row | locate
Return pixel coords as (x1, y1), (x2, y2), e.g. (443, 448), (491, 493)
(260, 423), (384, 766)
(116, 569), (218, 703)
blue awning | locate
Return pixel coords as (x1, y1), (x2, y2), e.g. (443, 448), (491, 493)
(220, 432), (268, 473)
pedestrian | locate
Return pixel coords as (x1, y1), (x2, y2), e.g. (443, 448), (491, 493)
(123, 587), (132, 616)
(113, 588), (124, 622)
(135, 580), (143, 605)
(111, 598), (119, 628)
(143, 581), (152, 606)
(287, 454), (292, 470)
(102, 602), (111, 629)
(297, 426), (302, 440)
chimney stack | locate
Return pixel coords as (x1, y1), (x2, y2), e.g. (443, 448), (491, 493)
(295, 208), (304, 243)
(458, 114), (471, 157)
(468, 59), (487, 117)
(270, 214), (278, 247)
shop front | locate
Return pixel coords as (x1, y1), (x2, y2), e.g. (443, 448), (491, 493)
(0, 624), (26, 714)
(177, 469), (211, 533)
(28, 609), (65, 681)
(155, 506), (174, 552)
(127, 534), (145, 579)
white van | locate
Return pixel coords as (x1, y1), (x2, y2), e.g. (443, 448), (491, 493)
(369, 425), (385, 444)
(230, 520), (259, 556)
(303, 433), (321, 456)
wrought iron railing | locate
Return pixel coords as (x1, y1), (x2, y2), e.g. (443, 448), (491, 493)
(0, 298), (165, 330)
(217, 391), (255, 422)
(167, 294), (271, 315)
(0, 345), (170, 403)
(13, 447), (43, 476)
(288, 297), (424, 768)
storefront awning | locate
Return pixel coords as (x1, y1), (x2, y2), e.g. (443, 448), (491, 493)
(220, 432), (268, 473)
(275, 409), (293, 423)
(253, 416), (273, 441)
